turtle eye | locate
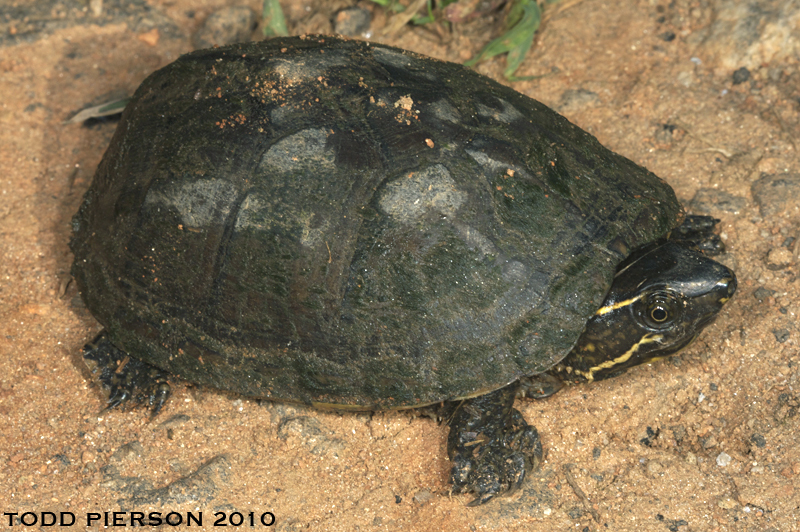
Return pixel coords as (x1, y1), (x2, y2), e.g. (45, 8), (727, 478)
(640, 292), (680, 329)
(649, 304), (669, 323)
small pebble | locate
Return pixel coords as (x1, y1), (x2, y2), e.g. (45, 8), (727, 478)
(333, 7), (371, 36)
(413, 489), (432, 504)
(192, 6), (255, 49)
(766, 247), (793, 269)
(751, 173), (800, 217)
(732, 67), (750, 84)
(716, 452), (732, 467)
(717, 497), (738, 509)
(750, 434), (766, 448)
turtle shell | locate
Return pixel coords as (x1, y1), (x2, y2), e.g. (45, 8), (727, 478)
(70, 35), (682, 409)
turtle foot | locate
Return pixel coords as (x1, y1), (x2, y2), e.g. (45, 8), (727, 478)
(673, 214), (724, 255)
(446, 384), (542, 505)
(82, 331), (171, 417)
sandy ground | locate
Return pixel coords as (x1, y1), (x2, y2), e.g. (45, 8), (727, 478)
(0, 0), (798, 530)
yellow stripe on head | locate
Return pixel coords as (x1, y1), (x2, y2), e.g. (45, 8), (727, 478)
(594, 294), (642, 316)
(579, 333), (663, 381)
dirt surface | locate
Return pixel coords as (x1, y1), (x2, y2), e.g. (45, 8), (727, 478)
(1, 0), (798, 531)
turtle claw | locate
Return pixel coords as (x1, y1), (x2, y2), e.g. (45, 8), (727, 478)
(446, 385), (542, 505)
(102, 389), (130, 413)
(148, 382), (172, 418)
(83, 331), (171, 416)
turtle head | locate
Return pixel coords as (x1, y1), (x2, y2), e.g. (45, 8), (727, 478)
(551, 241), (736, 383)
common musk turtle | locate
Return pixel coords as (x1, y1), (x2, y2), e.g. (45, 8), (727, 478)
(71, 35), (736, 504)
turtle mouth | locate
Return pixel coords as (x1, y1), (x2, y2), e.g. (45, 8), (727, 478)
(694, 310), (720, 330)
(664, 330), (700, 355)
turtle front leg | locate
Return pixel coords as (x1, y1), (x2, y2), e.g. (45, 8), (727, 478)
(446, 383), (542, 505)
(82, 331), (171, 416)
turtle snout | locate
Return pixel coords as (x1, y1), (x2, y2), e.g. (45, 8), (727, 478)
(691, 263), (736, 330)
(716, 266), (737, 306)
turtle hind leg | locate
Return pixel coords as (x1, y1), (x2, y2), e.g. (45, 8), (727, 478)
(82, 331), (171, 417)
(445, 383), (542, 506)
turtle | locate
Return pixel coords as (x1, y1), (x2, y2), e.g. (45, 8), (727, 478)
(70, 35), (737, 505)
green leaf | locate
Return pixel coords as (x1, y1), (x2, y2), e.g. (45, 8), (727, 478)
(64, 98), (131, 124)
(262, 0), (288, 37)
(464, 0), (542, 80)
